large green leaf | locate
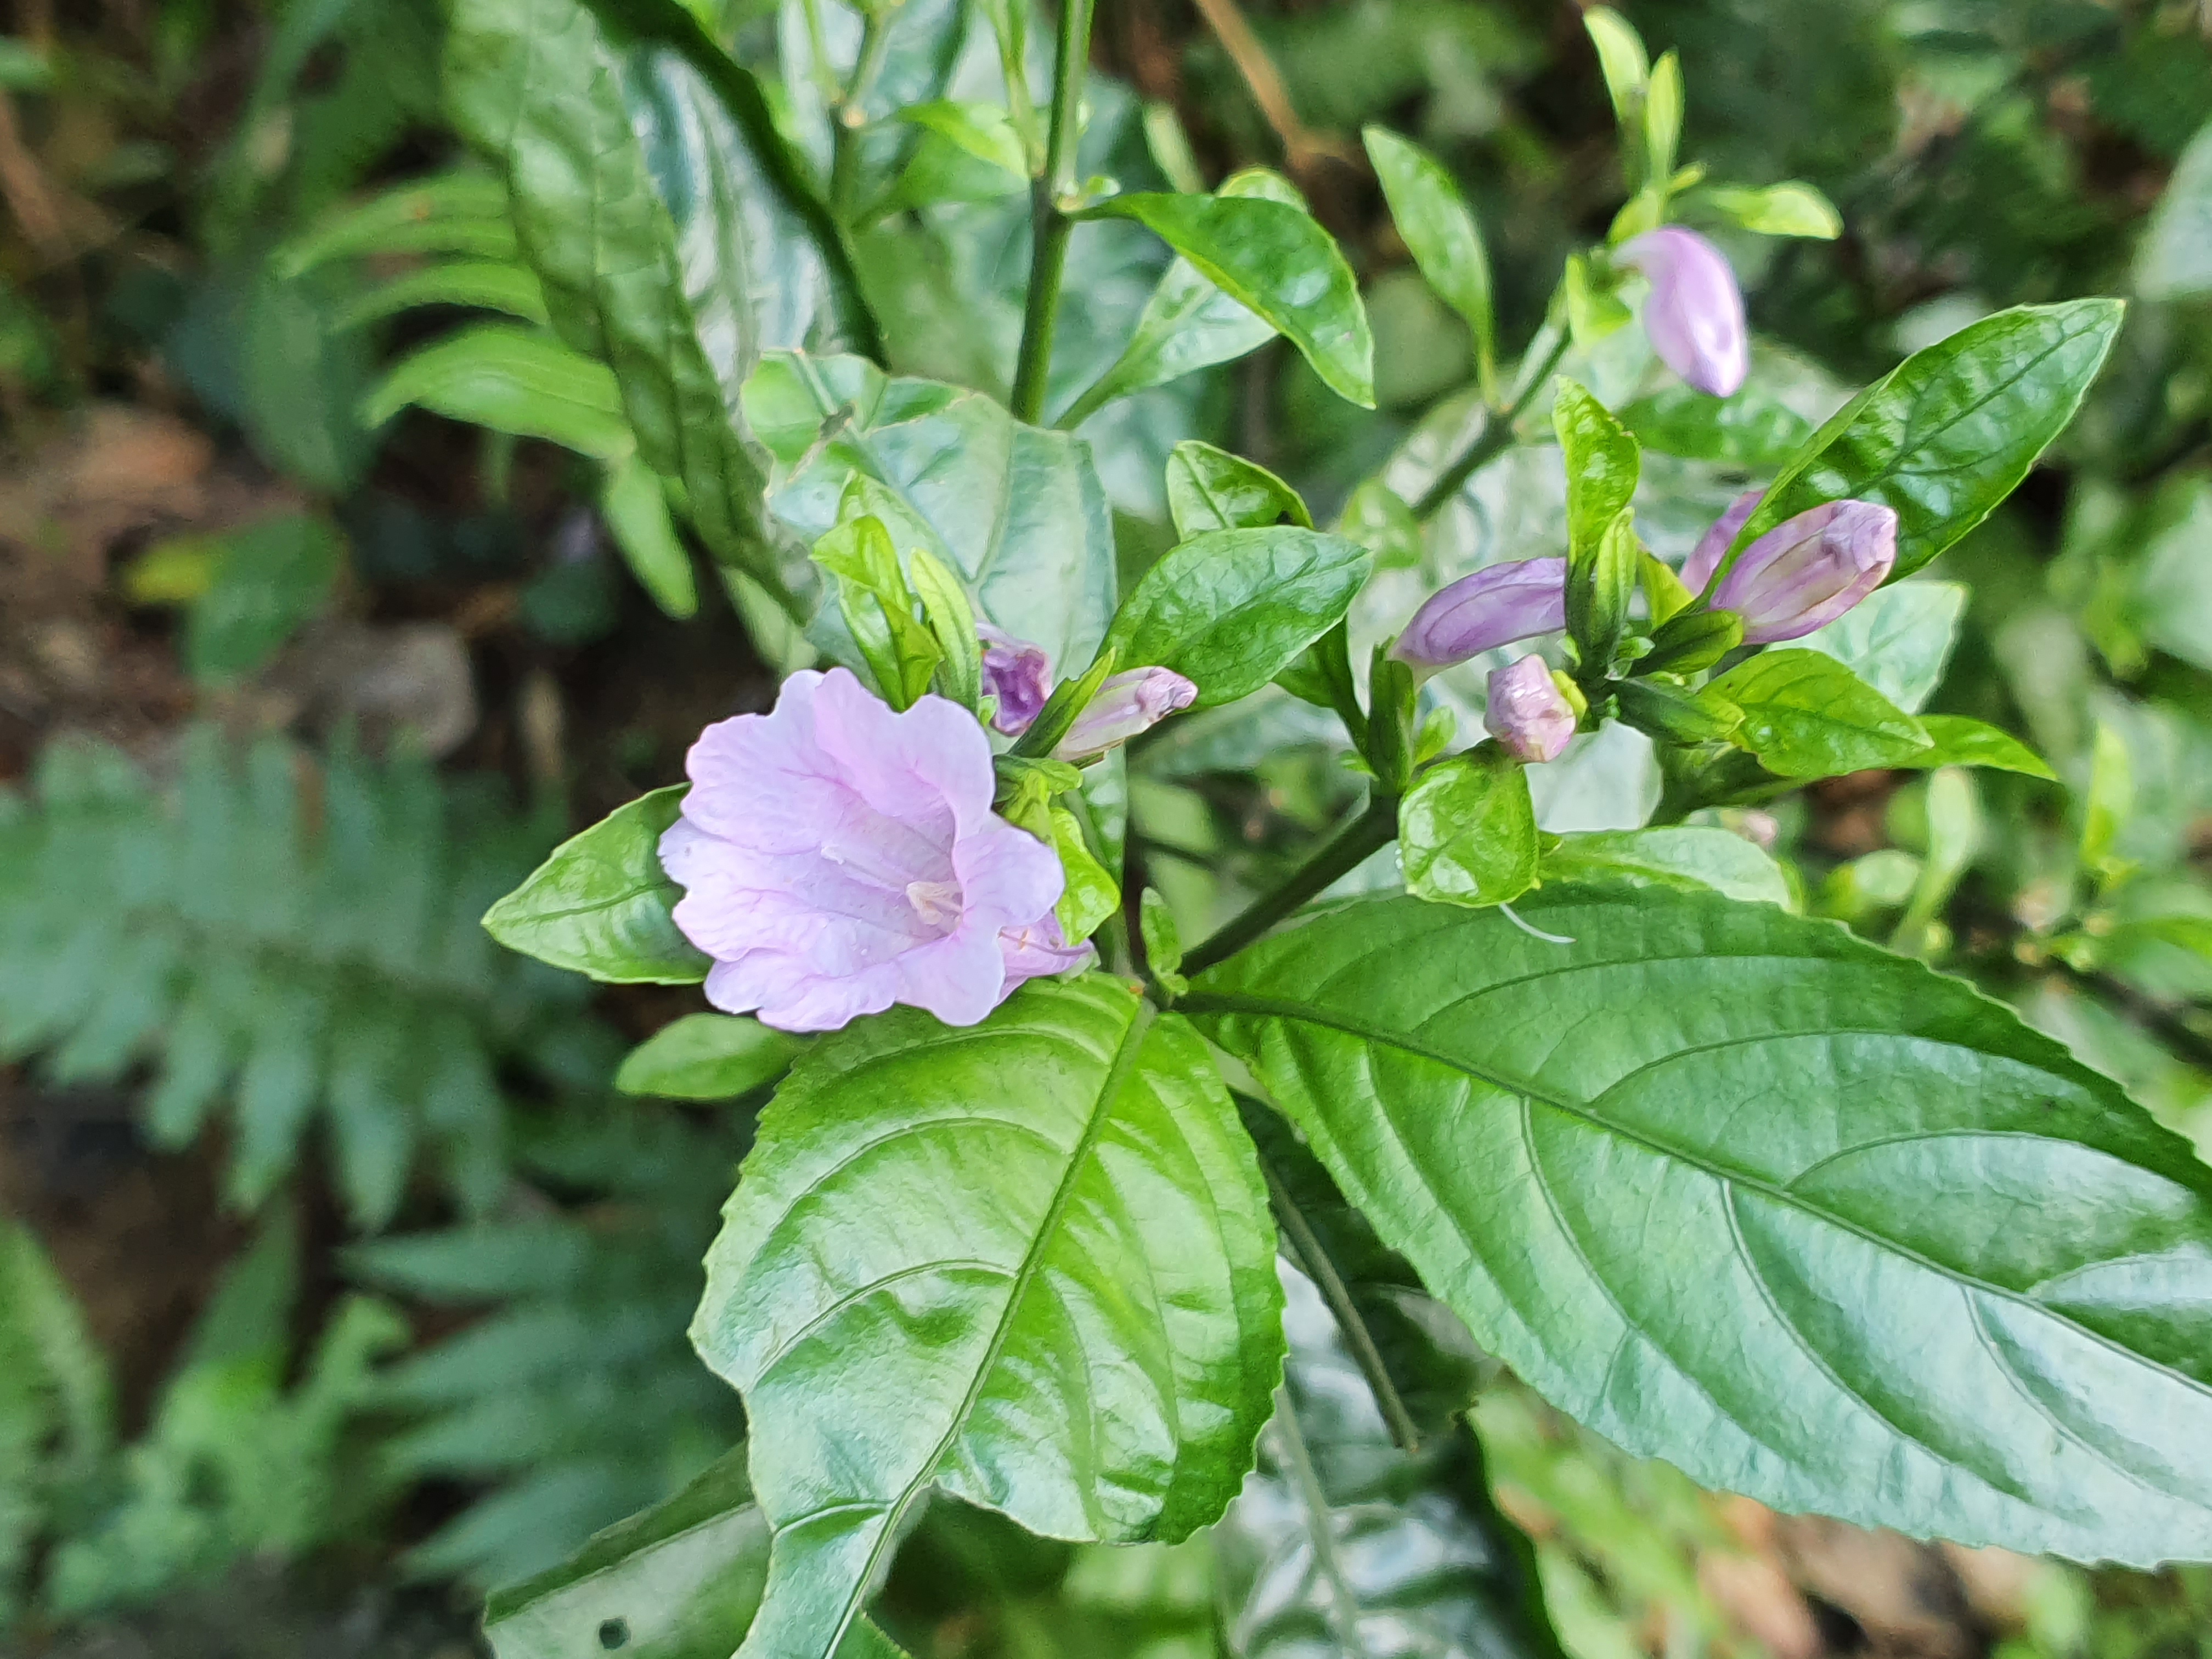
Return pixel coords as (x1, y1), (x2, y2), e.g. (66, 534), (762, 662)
(1105, 529), (1371, 709)
(1727, 301), (2123, 580)
(447, 0), (860, 592)
(1080, 191), (1375, 408)
(1705, 649), (1934, 777)
(745, 353), (1116, 675)
(691, 978), (1283, 1659)
(1187, 888), (2212, 1565)
(483, 787), (709, 984)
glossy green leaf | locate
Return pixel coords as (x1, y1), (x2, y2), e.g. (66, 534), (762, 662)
(1903, 715), (2059, 781)
(1554, 380), (1640, 666)
(1705, 649), (1933, 777)
(1050, 806), (1120, 945)
(1728, 302), (2124, 580)
(1058, 170), (1307, 428)
(336, 261), (550, 331)
(814, 515), (941, 709)
(600, 454), (700, 619)
(1617, 381), (1813, 467)
(1364, 127), (1496, 393)
(1699, 181), (1842, 239)
(691, 978), (1283, 1659)
(483, 787), (709, 984)
(746, 353), (1116, 676)
(1797, 581), (1965, 715)
(1188, 887), (2212, 1565)
(360, 323), (632, 459)
(1080, 191), (1375, 409)
(615, 1014), (801, 1101)
(448, 0), (861, 592)
(1105, 528), (1373, 709)
(1400, 748), (1539, 909)
(1165, 441), (1312, 537)
(278, 171), (517, 276)
(2136, 119), (2212, 298)
(1541, 827), (1791, 907)
(907, 547), (983, 714)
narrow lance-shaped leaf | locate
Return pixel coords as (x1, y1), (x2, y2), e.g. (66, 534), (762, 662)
(691, 978), (1284, 1659)
(1363, 127), (1497, 396)
(1724, 300), (2124, 580)
(360, 324), (633, 460)
(1553, 380), (1640, 667)
(1187, 887), (2212, 1565)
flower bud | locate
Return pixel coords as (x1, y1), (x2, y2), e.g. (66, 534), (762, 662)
(1484, 653), (1578, 764)
(1709, 499), (1898, 643)
(1681, 488), (1762, 592)
(1391, 557), (1567, 674)
(1616, 228), (1748, 398)
(1053, 667), (1198, 761)
(978, 623), (1053, 736)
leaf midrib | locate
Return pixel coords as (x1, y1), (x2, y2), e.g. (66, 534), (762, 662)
(1180, 989), (2212, 1407)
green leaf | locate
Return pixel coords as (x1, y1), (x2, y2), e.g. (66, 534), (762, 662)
(600, 454), (700, 619)
(1187, 887), (2212, 1565)
(1728, 301), (2124, 581)
(336, 261), (551, 331)
(1080, 191), (1376, 409)
(1334, 478), (1423, 571)
(1105, 528), (1373, 709)
(1553, 380), (1640, 667)
(1642, 52), (1683, 194)
(1364, 127), (1496, 394)
(895, 99), (1028, 177)
(361, 323), (633, 459)
(1615, 676), (1745, 746)
(1400, 748), (1539, 909)
(183, 515), (345, 684)
(907, 547), (983, 714)
(1617, 381), (1813, 468)
(615, 1014), (801, 1101)
(1698, 181), (1841, 239)
(447, 0), (864, 592)
(1164, 441), (1312, 538)
(483, 787), (709, 984)
(1796, 581), (1965, 715)
(1541, 827), (1791, 907)
(813, 515), (941, 709)
(1705, 649), (1933, 777)
(746, 353), (1116, 676)
(1583, 7), (1649, 133)
(691, 979), (1283, 1659)
(1140, 888), (1184, 984)
(1902, 715), (2059, 782)
(1049, 806), (1120, 945)
(2136, 119), (2212, 298)
(278, 171), (517, 276)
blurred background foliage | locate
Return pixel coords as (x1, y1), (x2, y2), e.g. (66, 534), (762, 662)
(2, 0), (2212, 1654)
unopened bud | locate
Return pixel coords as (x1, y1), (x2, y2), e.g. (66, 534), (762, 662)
(1484, 654), (1578, 764)
(1707, 500), (1898, 643)
(1391, 558), (1567, 675)
(1053, 667), (1198, 761)
(978, 624), (1053, 736)
(1616, 228), (1748, 397)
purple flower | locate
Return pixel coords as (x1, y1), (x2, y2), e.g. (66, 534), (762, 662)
(978, 623), (1052, 736)
(1485, 653), (1577, 763)
(1053, 667), (1198, 761)
(1391, 558), (1567, 674)
(658, 667), (1084, 1032)
(1616, 228), (1748, 398)
(1691, 497), (1898, 643)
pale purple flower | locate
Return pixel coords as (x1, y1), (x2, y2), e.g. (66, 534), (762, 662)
(658, 667), (1085, 1033)
(1391, 558), (1567, 674)
(1485, 653), (1577, 763)
(1053, 667), (1198, 761)
(978, 623), (1052, 736)
(1692, 498), (1898, 643)
(1617, 228), (1748, 397)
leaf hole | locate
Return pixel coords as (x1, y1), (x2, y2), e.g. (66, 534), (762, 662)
(597, 1617), (630, 1650)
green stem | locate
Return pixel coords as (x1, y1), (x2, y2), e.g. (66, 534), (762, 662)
(1181, 793), (1398, 978)
(1010, 0), (1094, 424)
(828, 9), (893, 221)
(1412, 324), (1570, 522)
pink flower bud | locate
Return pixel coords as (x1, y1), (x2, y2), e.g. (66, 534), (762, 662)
(1616, 228), (1748, 398)
(1484, 653), (1577, 763)
(1708, 499), (1898, 642)
(1390, 557), (1567, 674)
(1053, 667), (1198, 761)
(977, 623), (1053, 736)
(1681, 488), (1763, 592)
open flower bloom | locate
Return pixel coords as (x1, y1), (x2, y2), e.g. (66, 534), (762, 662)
(1616, 228), (1748, 398)
(1054, 667), (1198, 761)
(1391, 557), (1567, 674)
(1685, 491), (1898, 643)
(1485, 653), (1578, 762)
(978, 623), (1052, 736)
(659, 667), (1087, 1032)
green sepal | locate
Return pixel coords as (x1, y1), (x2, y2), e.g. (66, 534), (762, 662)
(1364, 648), (1420, 793)
(1614, 675), (1744, 745)
(1639, 605), (1742, 675)
(908, 545), (983, 713)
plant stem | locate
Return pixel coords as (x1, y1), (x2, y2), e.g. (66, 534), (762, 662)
(828, 9), (893, 222)
(1412, 324), (1571, 522)
(1181, 792), (1398, 977)
(1010, 0), (1094, 425)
